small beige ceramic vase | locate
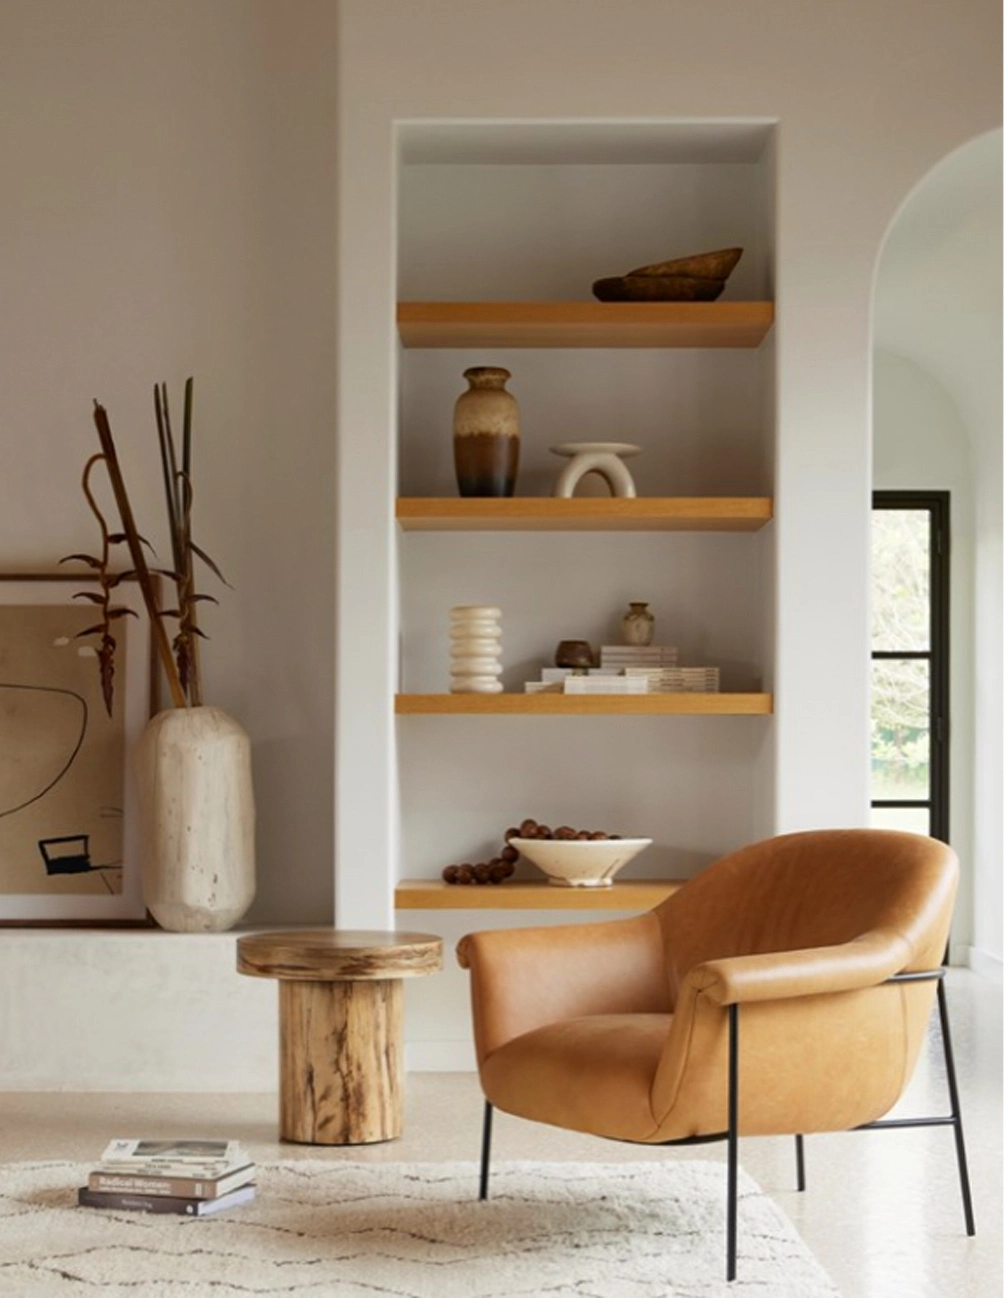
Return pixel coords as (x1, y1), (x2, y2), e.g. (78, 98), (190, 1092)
(621, 602), (655, 646)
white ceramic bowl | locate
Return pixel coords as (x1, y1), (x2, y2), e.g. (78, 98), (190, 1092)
(510, 837), (653, 887)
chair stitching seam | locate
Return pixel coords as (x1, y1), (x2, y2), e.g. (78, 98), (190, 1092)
(647, 986), (707, 1139)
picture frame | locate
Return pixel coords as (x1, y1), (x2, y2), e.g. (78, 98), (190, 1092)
(0, 573), (155, 924)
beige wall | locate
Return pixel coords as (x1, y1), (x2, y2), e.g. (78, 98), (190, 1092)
(0, 0), (338, 923)
(336, 0), (1001, 931)
(0, 0), (999, 1083)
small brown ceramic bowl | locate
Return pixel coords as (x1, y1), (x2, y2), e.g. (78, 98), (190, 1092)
(555, 639), (595, 668)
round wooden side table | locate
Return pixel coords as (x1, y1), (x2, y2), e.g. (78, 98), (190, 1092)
(236, 929), (442, 1145)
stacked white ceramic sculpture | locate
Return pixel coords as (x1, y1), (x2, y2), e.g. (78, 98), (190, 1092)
(449, 605), (503, 694)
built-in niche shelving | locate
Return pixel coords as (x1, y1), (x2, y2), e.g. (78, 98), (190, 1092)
(393, 123), (777, 910)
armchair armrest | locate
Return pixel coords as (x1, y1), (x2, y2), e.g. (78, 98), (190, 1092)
(458, 912), (668, 1063)
(687, 929), (914, 1007)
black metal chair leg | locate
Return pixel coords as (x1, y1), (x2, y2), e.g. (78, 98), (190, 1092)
(795, 1134), (806, 1191)
(727, 1003), (739, 1282)
(937, 979), (976, 1235)
(479, 1101), (493, 1201)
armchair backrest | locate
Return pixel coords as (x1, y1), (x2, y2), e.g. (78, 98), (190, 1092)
(654, 829), (958, 1006)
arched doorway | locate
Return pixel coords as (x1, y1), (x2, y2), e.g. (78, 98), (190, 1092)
(871, 129), (1002, 971)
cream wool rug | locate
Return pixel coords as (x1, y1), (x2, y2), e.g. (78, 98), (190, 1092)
(0, 1160), (839, 1297)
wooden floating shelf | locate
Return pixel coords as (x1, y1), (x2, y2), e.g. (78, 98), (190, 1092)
(395, 879), (687, 911)
(397, 301), (775, 349)
(395, 694), (773, 716)
(397, 497), (773, 532)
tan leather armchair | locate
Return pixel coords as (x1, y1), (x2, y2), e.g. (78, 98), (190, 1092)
(458, 828), (975, 1280)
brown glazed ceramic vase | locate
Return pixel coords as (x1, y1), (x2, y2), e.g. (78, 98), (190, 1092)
(453, 366), (520, 497)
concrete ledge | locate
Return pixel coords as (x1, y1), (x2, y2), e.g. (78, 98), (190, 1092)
(0, 930), (277, 1091)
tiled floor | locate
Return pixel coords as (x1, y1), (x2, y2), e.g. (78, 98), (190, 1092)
(0, 969), (999, 1296)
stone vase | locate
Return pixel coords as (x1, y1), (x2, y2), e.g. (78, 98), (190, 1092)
(621, 601), (655, 646)
(453, 366), (520, 497)
(135, 706), (255, 932)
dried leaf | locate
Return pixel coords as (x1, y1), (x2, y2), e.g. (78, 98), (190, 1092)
(73, 624), (107, 639)
(107, 607), (139, 620)
(190, 542), (231, 587)
(60, 553), (103, 568)
(72, 592), (106, 605)
(109, 532), (154, 549)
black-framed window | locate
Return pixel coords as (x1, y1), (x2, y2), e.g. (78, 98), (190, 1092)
(870, 492), (950, 842)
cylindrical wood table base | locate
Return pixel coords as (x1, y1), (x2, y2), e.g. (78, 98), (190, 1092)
(237, 929), (442, 1147)
(279, 978), (404, 1145)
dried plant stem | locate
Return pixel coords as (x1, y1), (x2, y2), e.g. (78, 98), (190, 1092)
(154, 379), (205, 706)
(92, 400), (187, 709)
(181, 379), (203, 705)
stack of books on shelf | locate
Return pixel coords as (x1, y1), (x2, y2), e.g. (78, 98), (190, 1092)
(625, 666), (721, 693)
(78, 1138), (256, 1216)
(564, 674), (647, 695)
(524, 666), (642, 694)
(522, 646), (720, 694)
(598, 645), (679, 670)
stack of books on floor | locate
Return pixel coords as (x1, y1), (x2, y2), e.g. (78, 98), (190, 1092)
(78, 1138), (256, 1216)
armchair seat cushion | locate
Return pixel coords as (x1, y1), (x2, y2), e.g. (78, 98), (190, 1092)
(481, 1013), (672, 1143)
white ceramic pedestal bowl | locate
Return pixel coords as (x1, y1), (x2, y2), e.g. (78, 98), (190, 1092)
(549, 442), (641, 499)
(510, 836), (653, 887)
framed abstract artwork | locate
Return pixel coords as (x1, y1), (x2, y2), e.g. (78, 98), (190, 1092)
(0, 574), (154, 923)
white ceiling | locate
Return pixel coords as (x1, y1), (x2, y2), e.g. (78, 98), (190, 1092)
(873, 129), (1002, 456)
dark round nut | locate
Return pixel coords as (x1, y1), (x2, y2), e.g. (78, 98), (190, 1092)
(504, 826), (521, 843)
(519, 818), (538, 836)
(501, 844), (519, 863)
(488, 864), (507, 883)
(554, 826), (575, 840)
(575, 830), (591, 840)
(536, 824), (552, 839)
(457, 864), (475, 884)
(442, 864), (460, 883)
(590, 831), (608, 840)
(501, 860), (516, 877)
(609, 833), (622, 840)
(473, 863), (491, 883)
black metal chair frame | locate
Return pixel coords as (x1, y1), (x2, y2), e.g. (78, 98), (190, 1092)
(477, 970), (975, 1282)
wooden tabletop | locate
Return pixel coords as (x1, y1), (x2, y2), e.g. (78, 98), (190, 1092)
(236, 929), (443, 982)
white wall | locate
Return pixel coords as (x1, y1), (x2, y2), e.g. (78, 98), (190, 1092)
(872, 349), (975, 948)
(336, 0), (1000, 1063)
(0, 0), (338, 926)
(0, 0), (998, 1089)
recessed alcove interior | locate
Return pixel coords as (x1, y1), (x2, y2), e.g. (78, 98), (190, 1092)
(394, 121), (777, 889)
